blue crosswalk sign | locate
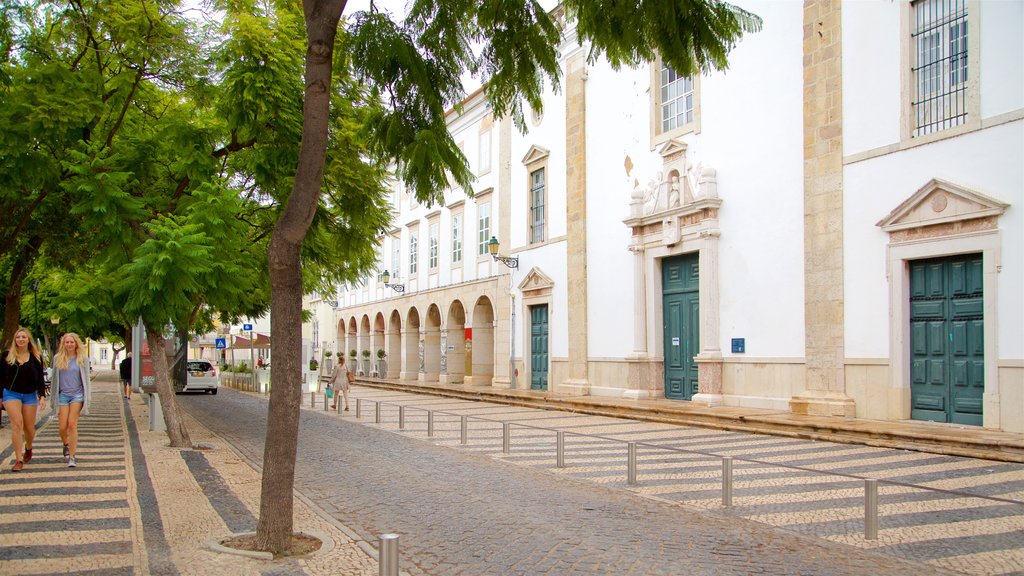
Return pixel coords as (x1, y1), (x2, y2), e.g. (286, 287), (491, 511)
(215, 337), (226, 349)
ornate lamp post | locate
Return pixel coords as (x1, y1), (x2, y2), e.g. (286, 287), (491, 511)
(379, 270), (405, 293)
(487, 236), (519, 269)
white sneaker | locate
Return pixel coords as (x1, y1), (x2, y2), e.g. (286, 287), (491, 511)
(67, 457), (77, 468)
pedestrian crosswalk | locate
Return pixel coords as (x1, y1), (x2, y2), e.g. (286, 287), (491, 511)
(344, 389), (1024, 576)
(0, 389), (137, 575)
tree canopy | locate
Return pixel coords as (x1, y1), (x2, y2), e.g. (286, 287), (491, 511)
(2, 0), (761, 555)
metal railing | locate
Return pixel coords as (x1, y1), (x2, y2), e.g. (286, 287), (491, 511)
(338, 397), (1024, 541)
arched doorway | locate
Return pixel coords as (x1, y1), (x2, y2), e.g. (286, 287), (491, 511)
(465, 296), (495, 386)
(372, 312), (386, 376)
(359, 315), (371, 375)
(443, 300), (467, 384)
(386, 310), (402, 379)
(421, 304), (442, 383)
(402, 308), (421, 381)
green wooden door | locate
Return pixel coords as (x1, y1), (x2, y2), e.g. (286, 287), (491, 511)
(910, 254), (984, 426)
(663, 254), (699, 400)
(530, 304), (549, 391)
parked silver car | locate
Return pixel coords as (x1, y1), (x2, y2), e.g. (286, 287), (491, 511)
(183, 360), (219, 394)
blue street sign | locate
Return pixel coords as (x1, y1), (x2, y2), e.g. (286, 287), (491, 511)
(243, 323), (253, 331)
(215, 338), (226, 349)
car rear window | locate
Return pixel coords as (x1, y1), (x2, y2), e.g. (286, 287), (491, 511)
(187, 361), (213, 372)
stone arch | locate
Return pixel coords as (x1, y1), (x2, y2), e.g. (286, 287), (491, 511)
(422, 304), (442, 383)
(371, 312), (386, 376)
(358, 315), (372, 375)
(465, 295), (495, 386)
(402, 308), (421, 380)
(386, 309), (402, 378)
(443, 300), (467, 383)
(345, 317), (358, 367)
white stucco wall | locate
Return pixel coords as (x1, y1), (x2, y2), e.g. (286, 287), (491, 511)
(842, 0), (902, 154)
(980, 1), (1024, 118)
(583, 0), (807, 360)
(844, 121), (1024, 359)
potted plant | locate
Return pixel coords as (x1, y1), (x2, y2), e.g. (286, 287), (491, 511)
(360, 349), (371, 375)
(375, 349), (387, 377)
(324, 351), (333, 358)
(309, 359), (319, 371)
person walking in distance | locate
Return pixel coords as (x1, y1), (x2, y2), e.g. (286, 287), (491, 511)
(329, 355), (352, 411)
(119, 352), (132, 399)
(53, 332), (92, 468)
(1, 328), (48, 471)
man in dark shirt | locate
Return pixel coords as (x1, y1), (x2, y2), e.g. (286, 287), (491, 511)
(119, 354), (132, 399)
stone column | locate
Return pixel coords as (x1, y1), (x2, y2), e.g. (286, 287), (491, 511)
(791, 0), (855, 417)
(562, 51), (591, 396)
(693, 228), (723, 407)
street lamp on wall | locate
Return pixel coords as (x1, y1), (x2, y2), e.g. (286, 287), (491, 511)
(379, 270), (406, 293)
(488, 236), (519, 269)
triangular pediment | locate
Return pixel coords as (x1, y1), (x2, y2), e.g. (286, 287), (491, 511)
(876, 178), (1009, 232)
(517, 267), (554, 293)
(521, 145), (550, 166)
(656, 138), (688, 158)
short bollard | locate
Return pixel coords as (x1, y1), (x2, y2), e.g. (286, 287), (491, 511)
(399, 406), (405, 430)
(356, 398), (362, 418)
(336, 396), (341, 413)
(722, 457), (734, 507)
(427, 411), (434, 437)
(502, 423), (511, 454)
(865, 478), (878, 540)
(375, 401), (381, 424)
(627, 442), (638, 485)
(460, 415), (468, 445)
(310, 391), (315, 408)
(556, 431), (565, 468)
(323, 393), (329, 411)
(379, 533), (399, 576)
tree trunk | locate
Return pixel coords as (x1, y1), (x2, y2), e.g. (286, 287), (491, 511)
(255, 0), (347, 555)
(1, 237), (42, 349)
(146, 328), (192, 448)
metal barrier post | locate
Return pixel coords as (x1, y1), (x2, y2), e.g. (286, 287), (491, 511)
(356, 398), (361, 418)
(460, 415), (468, 445)
(375, 401), (381, 424)
(310, 391), (314, 408)
(378, 533), (399, 576)
(427, 411), (434, 437)
(556, 431), (565, 468)
(722, 457), (734, 507)
(627, 442), (638, 485)
(502, 423), (511, 454)
(323, 393), (328, 411)
(865, 479), (878, 540)
(399, 406), (405, 430)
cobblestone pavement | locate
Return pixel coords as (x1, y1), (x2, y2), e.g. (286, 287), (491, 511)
(332, 387), (1024, 576)
(182, 386), (970, 576)
(0, 371), (379, 576)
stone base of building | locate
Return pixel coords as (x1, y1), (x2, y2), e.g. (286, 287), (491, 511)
(462, 375), (493, 386)
(789, 391), (856, 417)
(691, 393), (724, 407)
(559, 379), (592, 396)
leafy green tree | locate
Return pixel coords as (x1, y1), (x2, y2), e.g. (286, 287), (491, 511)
(254, 0), (760, 554)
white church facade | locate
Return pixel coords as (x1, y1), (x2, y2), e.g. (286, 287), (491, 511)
(309, 0), (1024, 433)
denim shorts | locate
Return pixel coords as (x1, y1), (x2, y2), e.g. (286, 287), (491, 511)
(59, 393), (85, 406)
(2, 389), (40, 405)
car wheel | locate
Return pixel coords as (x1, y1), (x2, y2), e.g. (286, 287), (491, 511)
(211, 389), (218, 395)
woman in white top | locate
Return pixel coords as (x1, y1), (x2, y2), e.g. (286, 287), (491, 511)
(53, 332), (91, 467)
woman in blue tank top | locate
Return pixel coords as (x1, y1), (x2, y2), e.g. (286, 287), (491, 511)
(53, 332), (92, 468)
